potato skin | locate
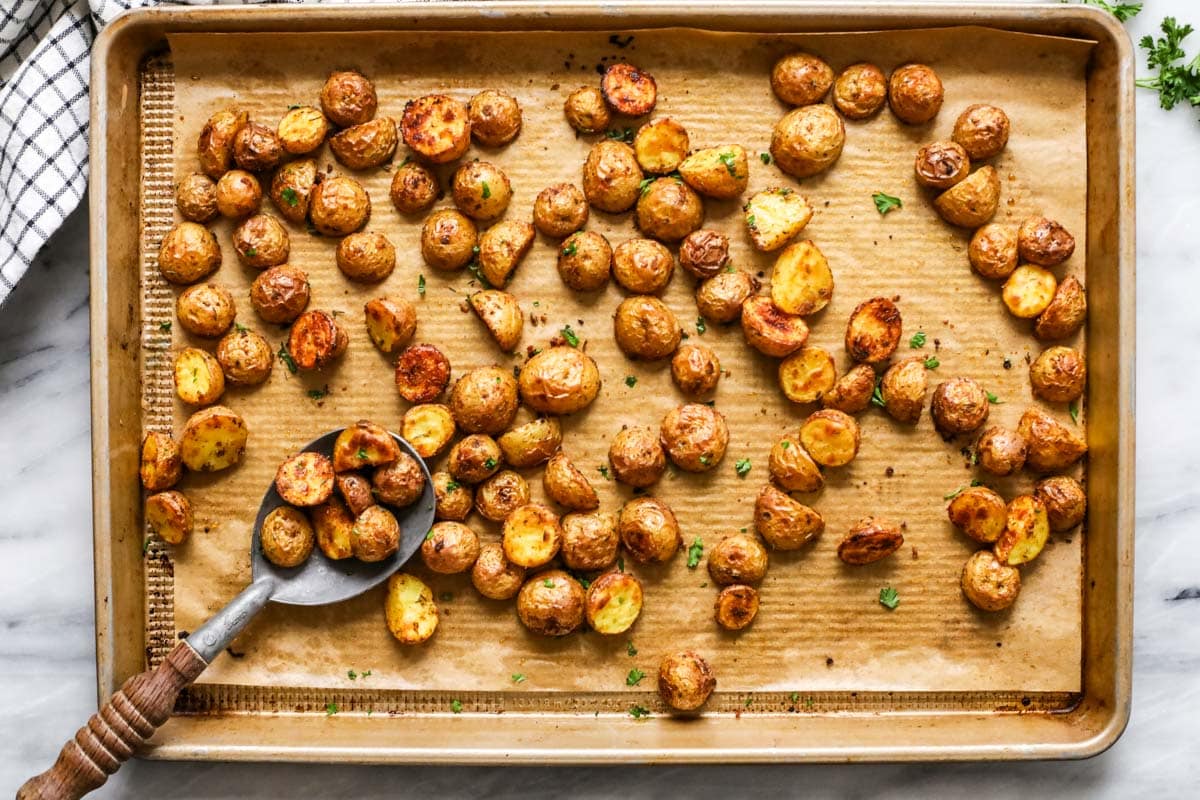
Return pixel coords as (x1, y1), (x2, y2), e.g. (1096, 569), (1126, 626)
(888, 63), (943, 124)
(1018, 407), (1088, 472)
(351, 504), (401, 562)
(614, 296), (682, 360)
(394, 343), (452, 403)
(158, 222), (221, 285)
(947, 486), (1007, 543)
(389, 161), (440, 215)
(961, 550), (1021, 612)
(969, 223), (1019, 280)
(934, 166), (1000, 228)
(975, 426), (1028, 476)
(479, 220), (536, 287)
(260, 506), (315, 568)
(385, 573), (438, 645)
(502, 503), (563, 569)
(173, 347), (225, 406)
(770, 104), (845, 178)
(1018, 216), (1076, 267)
(176, 173), (218, 223)
(250, 265), (310, 325)
(707, 533), (768, 586)
(633, 117), (690, 174)
(276, 106), (328, 155)
(469, 89), (522, 146)
(269, 159), (316, 224)
(432, 471), (472, 521)
(330, 116), (398, 170)
(336, 472), (376, 517)
(146, 490), (193, 545)
(583, 140), (644, 214)
(799, 409), (860, 467)
(1030, 346), (1086, 403)
(930, 377), (990, 436)
(914, 141), (970, 190)
(401, 94), (471, 164)
(373, 453), (426, 508)
(176, 283), (235, 338)
(333, 231), (396, 284)
(561, 511), (619, 571)
(609, 426), (667, 488)
(635, 177), (704, 243)
(476, 470), (531, 522)
(1035, 475), (1087, 532)
(533, 183), (589, 238)
(447, 434), (503, 484)
(837, 517), (904, 565)
(452, 160), (512, 221)
(660, 403), (729, 472)
(832, 62), (887, 119)
(563, 86), (611, 134)
(518, 346), (601, 415)
(678, 230), (729, 279)
(741, 295), (809, 357)
(678, 145), (749, 200)
(771, 52), (834, 106)
(421, 521), (481, 574)
(768, 435), (823, 493)
(658, 651), (716, 712)
(517, 570), (584, 637)
(880, 357), (928, 424)
(670, 343), (721, 398)
(601, 63), (657, 116)
(286, 310), (348, 371)
(309, 174), (370, 236)
(197, 108), (248, 179)
(232, 213), (289, 269)
(311, 497), (354, 560)
(449, 366), (519, 435)
(995, 495), (1050, 566)
(274, 452), (335, 507)
(140, 432), (182, 491)
(320, 70), (377, 128)
(215, 170), (263, 219)
(233, 122), (285, 173)
(421, 209), (478, 271)
(557, 231), (613, 292)
(953, 104), (1010, 160)
(498, 417), (561, 468)
(542, 452), (600, 512)
(613, 237), (674, 294)
(471, 542), (526, 600)
(618, 496), (681, 563)
(584, 571), (644, 634)
(1035, 275), (1087, 341)
(696, 270), (758, 323)
(1002, 264), (1058, 319)
(470, 290), (524, 353)
(821, 363), (876, 415)
(754, 484), (824, 550)
(715, 585), (760, 631)
(332, 420), (400, 472)
(179, 405), (248, 472)
(364, 295), (417, 354)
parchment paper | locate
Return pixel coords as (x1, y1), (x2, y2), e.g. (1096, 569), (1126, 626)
(156, 25), (1091, 697)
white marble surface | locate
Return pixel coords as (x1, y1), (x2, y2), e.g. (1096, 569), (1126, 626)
(2, 3), (1199, 797)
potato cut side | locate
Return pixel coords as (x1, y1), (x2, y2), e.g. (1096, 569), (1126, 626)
(585, 572), (644, 634)
(799, 410), (860, 467)
(845, 297), (902, 364)
(401, 404), (456, 459)
(502, 503), (563, 568)
(173, 347), (225, 406)
(385, 573), (439, 645)
(478, 220), (535, 288)
(947, 486), (1007, 544)
(180, 405), (248, 472)
(311, 497), (355, 560)
(274, 452), (336, 507)
(1002, 265), (1058, 319)
(744, 188), (813, 252)
(363, 296), (416, 354)
(678, 145), (749, 199)
(601, 62), (657, 116)
(771, 240), (834, 316)
(633, 118), (690, 175)
(469, 290), (524, 352)
(145, 490), (193, 545)
(995, 495), (1050, 566)
(778, 347), (837, 404)
(400, 94), (470, 164)
(332, 419), (401, 472)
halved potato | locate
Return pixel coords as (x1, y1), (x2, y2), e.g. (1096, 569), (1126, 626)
(543, 452), (600, 511)
(180, 405), (248, 472)
(845, 297), (902, 364)
(799, 410), (860, 467)
(601, 63), (657, 116)
(400, 94), (471, 164)
(140, 431), (182, 491)
(995, 495), (1050, 566)
(741, 295), (809, 358)
(145, 490), (193, 545)
(385, 573), (439, 645)
(469, 290), (523, 352)
(768, 434), (823, 493)
(633, 118), (689, 174)
(478, 220), (535, 288)
(714, 585), (759, 631)
(933, 166), (1000, 228)
(1019, 407), (1088, 472)
(707, 533), (768, 586)
(394, 343), (452, 404)
(1002, 265), (1058, 319)
(1035, 275), (1087, 341)
(364, 296), (417, 354)
(947, 486), (1007, 544)
(678, 145), (749, 199)
(173, 347), (225, 406)
(401, 404), (456, 459)
(744, 188), (813, 251)
(771, 239), (833, 316)
(822, 363), (876, 415)
(332, 420), (400, 472)
(498, 417), (561, 468)
(837, 517), (904, 565)
(475, 470), (531, 522)
(311, 496), (355, 560)
(778, 347), (837, 404)
(754, 484), (824, 550)
(585, 571), (644, 634)
(502, 503), (563, 568)
(275, 452), (335, 507)
(287, 310), (349, 370)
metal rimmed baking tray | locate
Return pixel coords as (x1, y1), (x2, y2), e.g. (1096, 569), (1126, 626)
(89, 2), (1134, 763)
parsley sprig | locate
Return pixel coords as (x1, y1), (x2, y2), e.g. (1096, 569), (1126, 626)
(1137, 16), (1200, 114)
(872, 191), (902, 215)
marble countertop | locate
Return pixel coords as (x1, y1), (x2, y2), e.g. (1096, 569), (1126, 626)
(2, 2), (1197, 797)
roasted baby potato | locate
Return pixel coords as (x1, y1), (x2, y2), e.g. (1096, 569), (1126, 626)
(363, 295), (417, 354)
(771, 51), (834, 106)
(146, 490), (193, 546)
(1035, 475), (1087, 532)
(320, 70), (377, 128)
(269, 159), (316, 224)
(250, 265), (310, 325)
(678, 230), (729, 279)
(914, 141), (970, 190)
(880, 357), (928, 424)
(214, 170), (262, 219)
(1030, 346), (1086, 403)
(822, 363), (876, 415)
(771, 239), (833, 316)
(613, 237), (674, 294)
(336, 472), (375, 517)
(542, 452), (600, 512)
(373, 453), (426, 508)
(421, 209), (478, 271)
(260, 506), (314, 567)
(1002, 264), (1057, 319)
(961, 550), (1021, 612)
(432, 471), (473, 521)
(479, 220), (536, 287)
(176, 173), (218, 223)
(517, 569), (585, 636)
(197, 107), (248, 179)
(448, 434), (503, 484)
(471, 542), (526, 600)
(768, 434), (823, 493)
(309, 174), (371, 236)
(332, 420), (400, 472)
(351, 504), (401, 562)
(232, 213), (289, 269)
(275, 452), (335, 507)
(741, 295), (809, 357)
(832, 62), (887, 119)
(995, 494), (1050, 566)
(888, 63), (943, 124)
(585, 571), (644, 635)
(533, 183), (589, 238)
(401, 94), (471, 164)
(394, 343), (452, 403)
(176, 283), (235, 338)
(1018, 216), (1076, 267)
(475, 470), (531, 522)
(276, 106), (328, 155)
(952, 104), (1010, 160)
(845, 298), (903, 363)
(498, 417), (561, 468)
(449, 365), (519, 435)
(311, 497), (355, 560)
(947, 485), (1007, 544)
(140, 432), (183, 491)
(286, 310), (348, 371)
(452, 160), (513, 221)
(180, 405), (248, 472)
(518, 346), (601, 415)
(934, 166), (1000, 228)
(389, 160), (440, 215)
(563, 86), (611, 134)
(614, 295), (682, 360)
(329, 116), (398, 170)
(658, 651), (716, 712)
(838, 517), (904, 565)
(336, 232), (395, 283)
(582, 140), (643, 213)
(469, 290), (524, 352)
(601, 62), (657, 116)
(502, 503), (563, 568)
(696, 269), (758, 323)
(743, 188), (813, 252)
(779, 346), (837, 404)
(158, 222), (221, 285)
(799, 409), (860, 467)
(930, 377), (990, 436)
(754, 484), (824, 550)
(968, 223), (1019, 280)
(609, 425), (668, 488)
(634, 118), (690, 174)
(469, 89), (522, 146)
(670, 343), (721, 398)
(660, 403), (729, 472)
(173, 347), (225, 406)
(557, 231), (613, 292)
(1018, 407), (1088, 472)
(421, 521), (481, 574)
(618, 496), (681, 563)
(1034, 275), (1087, 341)
(561, 511), (619, 571)
(385, 572), (438, 644)
(402, 404), (456, 459)
(770, 104), (845, 178)
(975, 426), (1028, 476)
(678, 145), (749, 200)
(233, 122), (285, 173)
(715, 585), (760, 631)
(707, 533), (768, 586)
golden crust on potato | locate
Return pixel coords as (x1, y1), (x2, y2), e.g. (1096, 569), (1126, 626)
(502, 503), (563, 569)
(741, 295), (809, 357)
(146, 490), (193, 546)
(837, 517), (904, 565)
(670, 343), (721, 398)
(215, 170), (262, 219)
(475, 470), (531, 522)
(432, 471), (472, 521)
(778, 346), (837, 405)
(452, 160), (513, 222)
(968, 223), (1019, 280)
(707, 533), (768, 586)
(947, 485), (1007, 544)
(821, 363), (876, 415)
(1029, 346), (1087, 403)
(558, 231), (614, 292)
(635, 177), (704, 243)
(744, 188), (813, 252)
(389, 160), (439, 216)
(140, 432), (183, 492)
(543, 452), (600, 512)
(260, 506), (314, 567)
(351, 504), (400, 562)
(660, 403), (729, 472)
(833, 62), (887, 119)
(232, 122), (285, 173)
(232, 213), (289, 269)
(1035, 475), (1087, 532)
(196, 108), (247, 179)
(449, 365), (519, 435)
(471, 542), (526, 600)
(961, 550), (1020, 612)
(995, 495), (1050, 566)
(770, 104), (845, 178)
(176, 283), (235, 338)
(337, 232), (396, 283)
(173, 347), (225, 406)
(534, 182), (590, 238)
(561, 511), (619, 571)
(394, 343), (452, 404)
(311, 496), (355, 560)
(385, 573), (439, 644)
(336, 472), (375, 517)
(799, 409), (860, 467)
(1034, 275), (1087, 341)
(402, 404), (456, 459)
(601, 63), (657, 116)
(1018, 407), (1088, 473)
(447, 434), (503, 485)
(934, 166), (1000, 228)
(158, 222), (221, 285)
(364, 295), (417, 354)
(250, 265), (310, 325)
(563, 86), (611, 134)
(880, 357), (927, 424)
(658, 650), (716, 712)
(479, 220), (536, 287)
(309, 174), (370, 236)
(1018, 216), (1075, 267)
(768, 435), (823, 493)
(469, 89), (522, 146)
(754, 484), (824, 550)
(332, 420), (400, 472)
(888, 63), (943, 124)
(975, 426), (1028, 476)
(609, 425), (667, 488)
(952, 104), (1010, 160)
(421, 209), (478, 272)
(275, 452), (335, 507)
(401, 94), (471, 164)
(180, 405), (247, 472)
(583, 140), (643, 214)
(696, 269), (758, 323)
(270, 159), (316, 224)
(372, 453), (426, 508)
(585, 571), (644, 634)
(320, 70), (377, 128)
(715, 585), (760, 631)
(518, 346), (601, 415)
(771, 239), (833, 316)
(277, 106), (328, 155)
(618, 496), (681, 563)
(678, 146), (749, 200)
(633, 117), (690, 174)
(614, 295), (682, 360)
(612, 237), (674, 294)
(930, 377), (990, 436)
(1002, 264), (1058, 319)
(844, 297), (901, 364)
(421, 521), (481, 574)
(498, 417), (561, 468)
(770, 52), (834, 106)
(287, 310), (348, 371)
(176, 173), (218, 223)
(517, 569), (584, 637)
(469, 290), (524, 353)
(330, 116), (398, 170)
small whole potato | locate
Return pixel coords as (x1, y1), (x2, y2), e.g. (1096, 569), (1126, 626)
(471, 542), (526, 600)
(176, 173), (218, 222)
(613, 237), (674, 293)
(609, 426), (667, 488)
(320, 70), (377, 128)
(250, 265), (310, 325)
(961, 550), (1021, 612)
(421, 521), (481, 574)
(880, 357), (928, 424)
(947, 485), (1007, 544)
(770, 51), (834, 106)
(260, 506), (314, 567)
(1030, 346), (1087, 403)
(215, 170), (262, 219)
(670, 343), (721, 398)
(401, 93), (471, 164)
(469, 89), (522, 146)
(618, 496), (681, 563)
(216, 328), (274, 386)
(613, 296), (682, 360)
(715, 585), (760, 631)
(561, 511), (619, 571)
(432, 471), (473, 521)
(269, 159), (317, 224)
(309, 174), (371, 236)
(276, 106), (328, 155)
(770, 103), (845, 178)
(658, 651), (716, 712)
(678, 229), (729, 279)
(140, 432), (182, 491)
(311, 496), (355, 560)
(832, 62), (887, 119)
(633, 117), (690, 174)
(364, 295), (417, 354)
(196, 107), (248, 179)
(768, 435), (823, 493)
(449, 365), (519, 434)
(232, 214), (289, 268)
(351, 504), (401, 562)
(533, 183), (589, 238)
(158, 222), (221, 285)
(1002, 264), (1058, 319)
(336, 231), (395, 283)
(1035, 475), (1087, 532)
(930, 377), (991, 436)
(329, 116), (398, 170)
(286, 310), (348, 371)
(389, 161), (440, 215)
(837, 516), (904, 565)
(779, 346), (837, 405)
(696, 269), (758, 323)
(636, 177), (704, 243)
(176, 283), (235, 338)
(448, 434), (503, 484)
(563, 86), (611, 134)
(542, 452), (600, 512)
(934, 165), (1000, 228)
(373, 453), (427, 508)
(385, 573), (438, 645)
(822, 363), (876, 415)
(975, 426), (1028, 476)
(582, 140), (643, 214)
(660, 402), (729, 472)
(479, 220), (536, 287)
(179, 405), (248, 472)
(707, 533), (768, 586)
(888, 63), (944, 124)
(952, 103), (1011, 160)
(421, 209), (478, 271)
(475, 470), (531, 521)
(799, 409), (860, 467)
(754, 484), (824, 550)
(452, 160), (513, 221)
(275, 451), (335, 507)
(173, 347), (225, 406)
(1018, 407), (1088, 473)
(741, 295), (809, 357)
(498, 417), (561, 468)
(914, 141), (970, 190)
(517, 570), (584, 637)
(233, 122), (285, 173)
(557, 231), (612, 292)
(517, 346), (601, 415)
(968, 223), (1019, 280)
(1018, 216), (1076, 267)
(403, 405), (456, 460)
(146, 490), (193, 546)
(1035, 275), (1087, 341)
(502, 503), (563, 568)
(584, 571), (644, 635)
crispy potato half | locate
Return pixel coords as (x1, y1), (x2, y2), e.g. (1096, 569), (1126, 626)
(1018, 406), (1088, 472)
(634, 118), (689, 174)
(332, 420), (400, 472)
(287, 310), (348, 371)
(336, 472), (375, 517)
(140, 431), (182, 491)
(995, 494), (1050, 566)
(385, 573), (439, 645)
(744, 188), (813, 252)
(502, 503), (563, 569)
(822, 363), (876, 415)
(275, 452), (336, 507)
(469, 290), (524, 352)
(364, 296), (417, 355)
(779, 346), (837, 405)
(146, 490), (193, 546)
(799, 409), (860, 467)
(311, 497), (355, 560)
(845, 297), (902, 364)
(934, 166), (1000, 228)
(771, 239), (834, 316)
(543, 452), (600, 512)
(400, 404), (455, 459)
(180, 405), (248, 472)
(678, 145), (749, 200)
(741, 295), (809, 358)
(601, 63), (657, 116)
(585, 571), (644, 634)
(498, 417), (561, 468)
(401, 94), (471, 164)
(961, 550), (1020, 612)
(260, 506), (315, 568)
(768, 434), (824, 493)
(837, 517), (904, 565)
(478, 220), (535, 288)
(394, 343), (452, 403)
(715, 585), (760, 631)
(754, 484), (824, 550)
(947, 485), (1007, 544)
(1002, 265), (1058, 319)
(1035, 275), (1087, 341)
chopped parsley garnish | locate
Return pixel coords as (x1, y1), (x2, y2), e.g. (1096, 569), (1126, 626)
(718, 150), (738, 176)
(789, 691), (800, 704)
(639, 177), (655, 196)
(735, 458), (752, 477)
(871, 377), (886, 408)
(598, 465), (611, 480)
(466, 260), (492, 288)
(944, 480), (984, 500)
(425, 529), (435, 540)
(746, 213), (757, 229)
(348, 670), (357, 680)
(781, 440), (791, 450)
(872, 191), (903, 215)
(626, 640), (637, 656)
(158, 320), (172, 332)
(909, 331), (927, 349)
(686, 537), (704, 569)
(484, 457), (497, 469)
(244, 247), (258, 257)
(281, 187), (299, 207)
(362, 670), (371, 678)
(450, 699), (463, 714)
(629, 705), (651, 719)
(445, 480), (461, 491)
(625, 375), (637, 387)
(512, 673), (526, 684)
(418, 274), (426, 297)
(1069, 400), (1080, 424)
(481, 181), (491, 199)
(606, 127), (635, 143)
(695, 317), (706, 335)
(357, 448), (368, 460)
(325, 702), (339, 716)
(277, 344), (298, 374)
(234, 322), (248, 333)
(698, 454), (711, 466)
(626, 668), (646, 686)
(307, 387), (329, 400)
(543, 579), (555, 588)
(923, 356), (940, 370)
(760, 152), (772, 165)
(879, 587), (900, 610)
(617, 556), (625, 573)
(986, 391), (1002, 404)
(560, 324), (580, 346)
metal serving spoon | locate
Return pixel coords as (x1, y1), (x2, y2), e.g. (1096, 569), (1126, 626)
(18, 428), (435, 800)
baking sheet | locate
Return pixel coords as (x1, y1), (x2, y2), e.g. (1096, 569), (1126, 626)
(149, 24), (1092, 700)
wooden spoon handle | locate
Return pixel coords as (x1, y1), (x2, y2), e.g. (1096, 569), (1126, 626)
(17, 641), (207, 800)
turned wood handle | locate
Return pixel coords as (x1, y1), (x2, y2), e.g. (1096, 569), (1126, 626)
(17, 641), (207, 800)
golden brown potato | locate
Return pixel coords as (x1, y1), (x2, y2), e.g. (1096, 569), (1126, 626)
(583, 140), (644, 214)
(250, 265), (309, 325)
(452, 160), (512, 221)
(799, 409), (860, 467)
(275, 452), (335, 507)
(533, 182), (589, 238)
(837, 516), (904, 565)
(469, 89), (522, 146)
(1035, 475), (1087, 532)
(1030, 346), (1087, 403)
(678, 145), (750, 200)
(771, 239), (833, 317)
(975, 426), (1028, 476)
(402, 404), (456, 459)
(176, 283), (235, 338)
(140, 432), (182, 492)
(968, 223), (1019, 280)
(844, 297), (902, 364)
(309, 174), (370, 236)
(276, 106), (328, 155)
(1018, 216), (1076, 267)
(930, 377), (990, 436)
(449, 366), (519, 435)
(401, 94), (471, 164)
(498, 417), (561, 468)
(888, 63), (943, 124)
(614, 295), (682, 360)
(609, 426), (668, 488)
(389, 160), (440, 215)
(543, 452), (600, 512)
(232, 214), (289, 269)
(995, 495), (1050, 566)
(421, 209), (478, 271)
(518, 346), (601, 415)
(351, 504), (401, 562)
(660, 403), (728, 473)
(670, 343), (721, 398)
(952, 104), (1010, 160)
(1018, 407), (1088, 473)
(479, 220), (536, 287)
(961, 550), (1021, 612)
(476, 470), (531, 522)
(447, 434), (503, 484)
(822, 363), (876, 415)
(467, 291), (522, 353)
(707, 533), (768, 586)
(770, 104), (845, 178)
(233, 122), (285, 173)
(754, 484), (824, 550)
(260, 506), (315, 568)
(385, 573), (438, 644)
(363, 296), (417, 355)
(269, 159), (316, 225)
(618, 496), (681, 563)
(658, 650), (716, 712)
(311, 496), (354, 560)
(601, 62), (657, 116)
(947, 485), (1007, 544)
(394, 343), (452, 403)
(696, 269), (758, 323)
(715, 585), (759, 631)
(934, 166), (1000, 228)
(173, 347), (225, 406)
(517, 569), (585, 636)
(286, 310), (348, 371)
(180, 405), (248, 472)
(503, 503), (563, 568)
(832, 62), (888, 119)
(320, 70), (377, 128)
(336, 472), (375, 517)
(197, 108), (248, 179)
(561, 511), (619, 571)
(741, 295), (809, 357)
(330, 116), (398, 170)
(471, 543), (526, 600)
(564, 86), (612, 134)
(557, 231), (613, 292)
(176, 173), (218, 223)
(432, 471), (473, 521)
(158, 222), (221, 285)
(214, 170), (263, 219)
(613, 237), (674, 294)
(373, 453), (426, 508)
(585, 571), (644, 634)
(771, 51), (834, 106)
(880, 357), (928, 424)
(914, 141), (970, 190)
(332, 420), (400, 472)
(678, 230), (729, 279)
(633, 117), (689, 174)
(146, 490), (193, 546)
(745, 187), (814, 254)
(335, 231), (395, 283)
(779, 346), (837, 405)
(1002, 264), (1058, 319)
(1035, 275), (1087, 341)
(421, 521), (481, 574)
(768, 435), (823, 493)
